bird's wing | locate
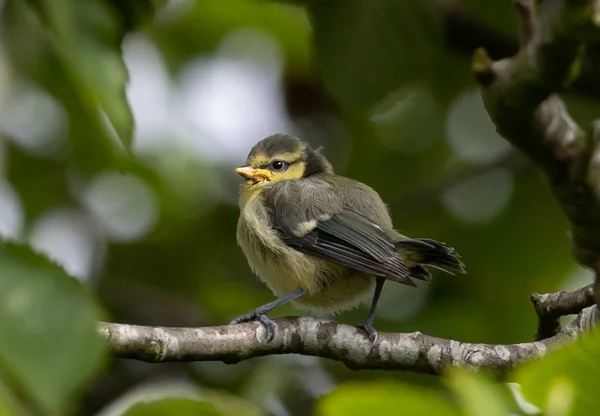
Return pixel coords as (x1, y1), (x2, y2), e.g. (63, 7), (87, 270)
(262, 179), (414, 285)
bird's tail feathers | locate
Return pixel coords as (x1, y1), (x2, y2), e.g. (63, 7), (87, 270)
(407, 264), (431, 281)
(394, 237), (465, 276)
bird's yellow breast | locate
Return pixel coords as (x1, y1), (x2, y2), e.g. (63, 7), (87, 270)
(236, 192), (373, 313)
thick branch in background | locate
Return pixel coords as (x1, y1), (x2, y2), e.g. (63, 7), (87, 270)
(443, 1), (600, 99)
(473, 0), (600, 315)
(532, 283), (596, 340)
(97, 285), (595, 374)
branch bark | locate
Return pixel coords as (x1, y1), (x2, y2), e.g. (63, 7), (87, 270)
(97, 304), (594, 376)
(97, 283), (596, 375)
(532, 283), (596, 340)
(474, 0), (600, 313)
(443, 1), (600, 101)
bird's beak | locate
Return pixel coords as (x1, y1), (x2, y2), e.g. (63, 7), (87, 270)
(235, 166), (273, 182)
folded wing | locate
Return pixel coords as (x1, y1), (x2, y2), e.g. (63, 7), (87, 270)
(263, 179), (416, 286)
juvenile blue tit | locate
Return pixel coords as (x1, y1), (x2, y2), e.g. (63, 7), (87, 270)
(232, 134), (465, 342)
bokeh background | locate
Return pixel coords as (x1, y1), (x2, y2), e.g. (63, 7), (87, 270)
(0, 0), (597, 415)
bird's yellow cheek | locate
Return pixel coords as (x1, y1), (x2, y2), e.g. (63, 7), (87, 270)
(269, 162), (305, 182)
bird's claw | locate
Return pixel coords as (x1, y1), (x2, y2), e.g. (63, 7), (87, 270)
(229, 311), (255, 325)
(357, 319), (378, 346)
(230, 311), (278, 342)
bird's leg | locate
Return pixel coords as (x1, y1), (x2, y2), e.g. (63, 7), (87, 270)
(357, 277), (386, 345)
(230, 288), (306, 341)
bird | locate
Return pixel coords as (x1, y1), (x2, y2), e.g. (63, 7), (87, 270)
(231, 133), (465, 343)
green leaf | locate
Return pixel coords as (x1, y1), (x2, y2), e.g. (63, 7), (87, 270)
(459, 0), (517, 38)
(1, 0), (134, 171)
(316, 380), (460, 416)
(515, 327), (600, 416)
(304, 0), (442, 112)
(122, 398), (226, 416)
(34, 0), (134, 149)
(104, 0), (168, 33)
(202, 390), (263, 416)
(0, 400), (17, 416)
(0, 379), (27, 416)
(0, 242), (106, 415)
(445, 368), (515, 416)
(150, 0), (312, 75)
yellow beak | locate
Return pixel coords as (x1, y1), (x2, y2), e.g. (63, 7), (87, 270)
(235, 166), (273, 181)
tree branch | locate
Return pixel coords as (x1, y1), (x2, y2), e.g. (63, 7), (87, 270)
(531, 284), (596, 340)
(514, 0), (536, 46)
(443, 1), (600, 100)
(474, 0), (600, 311)
(97, 302), (594, 376)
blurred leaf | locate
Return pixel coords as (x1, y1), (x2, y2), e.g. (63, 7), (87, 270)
(370, 83), (445, 155)
(1, 0), (132, 171)
(0, 379), (27, 416)
(150, 0), (311, 75)
(0, 401), (16, 416)
(505, 383), (543, 416)
(122, 398), (225, 416)
(316, 380), (460, 416)
(515, 328), (600, 416)
(104, 0), (168, 33)
(202, 389), (263, 416)
(459, 0), (517, 38)
(445, 368), (514, 416)
(30, 0), (134, 149)
(303, 0), (442, 111)
(0, 242), (106, 415)
(4, 144), (72, 223)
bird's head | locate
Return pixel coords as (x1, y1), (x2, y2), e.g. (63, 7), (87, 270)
(236, 134), (333, 191)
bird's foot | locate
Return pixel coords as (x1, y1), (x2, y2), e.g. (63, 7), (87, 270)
(230, 311), (278, 342)
(357, 319), (378, 346)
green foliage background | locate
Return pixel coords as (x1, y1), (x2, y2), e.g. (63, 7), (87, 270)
(0, 0), (597, 414)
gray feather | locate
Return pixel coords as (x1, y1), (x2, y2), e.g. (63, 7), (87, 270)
(262, 176), (415, 285)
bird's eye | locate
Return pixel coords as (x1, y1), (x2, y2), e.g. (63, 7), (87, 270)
(270, 160), (289, 172)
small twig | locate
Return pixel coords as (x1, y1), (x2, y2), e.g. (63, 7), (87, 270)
(514, 0), (536, 46)
(531, 284), (596, 340)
